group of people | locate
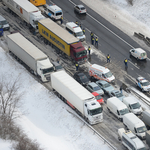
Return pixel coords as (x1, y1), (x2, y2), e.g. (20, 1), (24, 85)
(90, 32), (98, 47)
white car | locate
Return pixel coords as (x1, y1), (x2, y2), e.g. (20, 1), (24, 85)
(136, 76), (150, 92)
(74, 5), (87, 14)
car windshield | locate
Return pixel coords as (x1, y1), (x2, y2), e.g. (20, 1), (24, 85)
(76, 50), (87, 58)
(56, 12), (62, 16)
(103, 83), (110, 88)
(81, 7), (85, 10)
(75, 31), (83, 36)
(104, 71), (113, 78)
(142, 81), (150, 86)
(141, 53), (146, 57)
(89, 107), (102, 115)
(42, 67), (54, 74)
(93, 86), (100, 91)
(0, 20), (7, 25)
(115, 92), (123, 98)
(119, 108), (129, 115)
(95, 95), (102, 100)
(137, 126), (147, 133)
(131, 102), (141, 109)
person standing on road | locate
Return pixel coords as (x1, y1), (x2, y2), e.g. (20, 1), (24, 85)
(75, 63), (79, 71)
(75, 21), (78, 25)
(88, 46), (91, 55)
(124, 58), (128, 68)
(83, 28), (85, 35)
(60, 16), (63, 25)
(120, 86), (123, 94)
(90, 32), (94, 42)
(107, 54), (110, 63)
(95, 37), (98, 48)
(92, 36), (95, 45)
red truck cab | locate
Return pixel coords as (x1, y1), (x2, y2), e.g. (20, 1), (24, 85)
(92, 92), (104, 104)
(70, 42), (87, 64)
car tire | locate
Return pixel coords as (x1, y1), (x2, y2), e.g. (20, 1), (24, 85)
(137, 57), (139, 60)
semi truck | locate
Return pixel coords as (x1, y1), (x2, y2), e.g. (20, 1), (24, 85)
(2, 0), (45, 32)
(38, 18), (87, 64)
(51, 70), (103, 125)
(29, 0), (46, 6)
(7, 32), (54, 82)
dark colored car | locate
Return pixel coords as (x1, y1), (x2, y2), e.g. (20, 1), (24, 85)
(73, 72), (89, 86)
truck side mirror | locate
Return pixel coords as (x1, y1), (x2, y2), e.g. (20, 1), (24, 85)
(134, 128), (137, 133)
(85, 104), (87, 107)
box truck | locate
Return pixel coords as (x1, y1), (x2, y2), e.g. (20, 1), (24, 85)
(38, 18), (87, 64)
(7, 32), (54, 82)
(142, 110), (150, 129)
(118, 128), (147, 150)
(123, 113), (147, 140)
(51, 70), (103, 125)
(2, 0), (45, 32)
(107, 97), (129, 121)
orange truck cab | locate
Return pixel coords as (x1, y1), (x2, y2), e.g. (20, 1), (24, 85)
(30, 0), (46, 6)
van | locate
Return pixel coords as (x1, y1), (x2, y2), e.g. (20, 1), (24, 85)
(142, 110), (150, 130)
(89, 64), (115, 83)
(0, 15), (10, 31)
(129, 48), (147, 60)
(107, 97), (129, 121)
(45, 4), (63, 21)
(66, 22), (86, 41)
(123, 113), (147, 140)
(122, 96), (142, 115)
(118, 128), (147, 150)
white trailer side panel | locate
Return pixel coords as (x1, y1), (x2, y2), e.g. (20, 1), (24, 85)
(51, 70), (95, 115)
(2, 0), (39, 23)
(7, 32), (47, 71)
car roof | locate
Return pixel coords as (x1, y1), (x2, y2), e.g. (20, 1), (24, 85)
(88, 82), (98, 87)
(111, 90), (120, 94)
(97, 80), (108, 84)
(90, 64), (110, 74)
(92, 92), (99, 96)
(77, 5), (85, 8)
(134, 48), (146, 53)
(47, 4), (62, 12)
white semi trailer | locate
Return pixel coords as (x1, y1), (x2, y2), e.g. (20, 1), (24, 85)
(2, 0), (45, 32)
(51, 70), (103, 125)
(7, 32), (54, 82)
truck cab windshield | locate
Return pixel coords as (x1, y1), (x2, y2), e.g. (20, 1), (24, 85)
(42, 67), (54, 74)
(76, 50), (87, 58)
(89, 107), (102, 115)
(137, 126), (147, 133)
(75, 31), (83, 37)
(119, 108), (129, 115)
(104, 71), (113, 78)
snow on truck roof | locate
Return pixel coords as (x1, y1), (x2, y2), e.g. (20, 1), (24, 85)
(7, 33), (47, 59)
(52, 70), (95, 101)
(14, 0), (39, 12)
(38, 18), (79, 44)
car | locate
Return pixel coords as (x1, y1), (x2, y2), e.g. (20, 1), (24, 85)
(96, 80), (114, 95)
(73, 72), (89, 86)
(74, 5), (87, 14)
(86, 82), (104, 95)
(109, 90), (125, 101)
(129, 48), (147, 60)
(92, 92), (104, 104)
(52, 61), (64, 71)
(136, 77), (150, 92)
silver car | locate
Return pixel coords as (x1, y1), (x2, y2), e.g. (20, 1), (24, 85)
(109, 90), (125, 101)
(86, 82), (104, 96)
(74, 5), (87, 14)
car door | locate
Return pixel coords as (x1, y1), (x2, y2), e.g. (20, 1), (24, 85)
(131, 49), (136, 58)
(76, 6), (80, 13)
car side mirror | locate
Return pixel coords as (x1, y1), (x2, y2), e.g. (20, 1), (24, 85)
(85, 104), (87, 107)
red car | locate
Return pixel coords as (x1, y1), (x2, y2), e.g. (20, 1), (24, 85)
(92, 92), (104, 104)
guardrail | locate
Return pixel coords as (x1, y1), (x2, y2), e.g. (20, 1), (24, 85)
(67, 109), (117, 150)
(134, 32), (150, 47)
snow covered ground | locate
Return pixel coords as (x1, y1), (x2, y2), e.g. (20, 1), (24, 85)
(1, 0), (150, 149)
(0, 45), (111, 150)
